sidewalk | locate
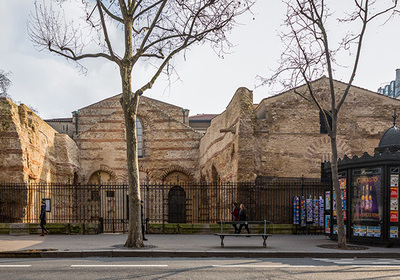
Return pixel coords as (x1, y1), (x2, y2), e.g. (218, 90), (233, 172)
(1, 234), (400, 258)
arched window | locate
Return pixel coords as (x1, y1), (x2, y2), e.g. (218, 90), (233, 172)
(319, 110), (332, 134)
(137, 118), (143, 158)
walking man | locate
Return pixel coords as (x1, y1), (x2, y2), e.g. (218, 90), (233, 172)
(141, 200), (148, 241)
(39, 199), (49, 236)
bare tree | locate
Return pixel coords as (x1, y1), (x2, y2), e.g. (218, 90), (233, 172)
(0, 70), (12, 97)
(263, 0), (397, 248)
(28, 0), (254, 248)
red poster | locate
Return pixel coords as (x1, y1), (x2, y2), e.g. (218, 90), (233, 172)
(391, 187), (398, 199)
(390, 211), (398, 223)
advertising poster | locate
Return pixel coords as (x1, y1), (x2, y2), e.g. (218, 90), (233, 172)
(325, 191), (331, 211)
(353, 174), (381, 222)
(306, 197), (313, 223)
(353, 225), (360, 236)
(333, 224), (346, 235)
(391, 187), (398, 199)
(353, 224), (368, 237)
(390, 226), (399, 238)
(339, 178), (346, 189)
(325, 215), (331, 234)
(391, 175), (399, 187)
(333, 179), (347, 219)
(313, 197), (319, 226)
(391, 199), (398, 211)
(319, 196), (324, 226)
(300, 196), (306, 227)
(293, 196), (300, 225)
(360, 225), (367, 236)
(390, 211), (398, 223)
(390, 186), (398, 217)
(366, 227), (374, 237)
(366, 226), (381, 238)
(333, 192), (336, 218)
(374, 226), (381, 238)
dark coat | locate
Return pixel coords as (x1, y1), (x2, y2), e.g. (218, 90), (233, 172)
(231, 206), (239, 221)
(40, 204), (46, 222)
(239, 208), (247, 221)
(141, 204), (144, 224)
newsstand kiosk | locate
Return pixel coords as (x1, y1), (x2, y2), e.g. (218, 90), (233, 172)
(325, 125), (400, 245)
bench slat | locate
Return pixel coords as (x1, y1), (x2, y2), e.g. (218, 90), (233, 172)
(217, 221), (270, 225)
(215, 234), (272, 236)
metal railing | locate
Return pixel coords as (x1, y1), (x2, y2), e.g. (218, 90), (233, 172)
(0, 178), (329, 232)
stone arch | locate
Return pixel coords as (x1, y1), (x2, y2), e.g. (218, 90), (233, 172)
(306, 137), (352, 162)
(136, 114), (153, 131)
(161, 166), (195, 183)
(87, 165), (117, 184)
(211, 164), (220, 184)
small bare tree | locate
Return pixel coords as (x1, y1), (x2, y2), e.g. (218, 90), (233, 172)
(28, 0), (254, 248)
(264, 0), (397, 248)
(0, 70), (12, 97)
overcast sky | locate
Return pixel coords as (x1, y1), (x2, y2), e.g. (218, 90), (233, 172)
(1, 1), (400, 119)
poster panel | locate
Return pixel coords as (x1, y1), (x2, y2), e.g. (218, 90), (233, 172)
(325, 215), (331, 234)
(390, 226), (399, 239)
(391, 175), (399, 187)
(390, 211), (398, 223)
(333, 178), (347, 220)
(352, 174), (382, 222)
(325, 191), (331, 211)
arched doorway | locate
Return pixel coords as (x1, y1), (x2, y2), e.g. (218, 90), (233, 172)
(168, 186), (186, 223)
(88, 170), (114, 184)
(164, 171), (191, 184)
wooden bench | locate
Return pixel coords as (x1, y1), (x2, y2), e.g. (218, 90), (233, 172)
(215, 220), (272, 248)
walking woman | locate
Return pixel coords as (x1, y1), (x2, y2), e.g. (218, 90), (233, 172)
(237, 203), (250, 234)
(39, 200), (49, 236)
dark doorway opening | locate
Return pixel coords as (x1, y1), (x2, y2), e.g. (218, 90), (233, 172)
(168, 186), (186, 223)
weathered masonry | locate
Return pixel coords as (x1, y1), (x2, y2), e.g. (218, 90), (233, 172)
(2, 77), (400, 184)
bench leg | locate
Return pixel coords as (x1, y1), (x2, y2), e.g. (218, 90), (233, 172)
(262, 236), (268, 248)
(220, 236), (225, 248)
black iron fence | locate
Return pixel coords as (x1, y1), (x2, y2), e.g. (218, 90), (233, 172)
(0, 178), (329, 232)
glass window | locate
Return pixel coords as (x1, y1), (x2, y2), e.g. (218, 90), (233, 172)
(137, 118), (143, 158)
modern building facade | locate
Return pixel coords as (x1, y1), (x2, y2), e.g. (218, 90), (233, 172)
(378, 69), (400, 98)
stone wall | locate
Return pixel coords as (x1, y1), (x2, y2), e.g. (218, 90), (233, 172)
(45, 119), (74, 138)
(253, 77), (400, 178)
(3, 76), (399, 185)
(0, 98), (79, 183)
(198, 88), (256, 182)
(74, 95), (201, 183)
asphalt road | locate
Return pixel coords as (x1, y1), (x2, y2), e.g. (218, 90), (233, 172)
(2, 257), (400, 279)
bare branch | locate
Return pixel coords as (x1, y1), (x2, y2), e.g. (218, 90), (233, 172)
(0, 70), (12, 96)
(97, 0), (119, 63)
(265, 0), (398, 249)
(99, 0), (124, 24)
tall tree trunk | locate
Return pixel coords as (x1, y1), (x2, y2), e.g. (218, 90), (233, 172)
(330, 114), (346, 248)
(120, 64), (143, 248)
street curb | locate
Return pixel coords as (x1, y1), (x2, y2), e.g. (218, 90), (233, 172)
(2, 250), (400, 258)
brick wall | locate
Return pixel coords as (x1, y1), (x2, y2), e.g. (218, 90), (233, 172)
(0, 98), (79, 182)
(74, 95), (201, 183)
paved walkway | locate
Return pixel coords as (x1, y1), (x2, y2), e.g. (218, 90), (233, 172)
(0, 234), (399, 258)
